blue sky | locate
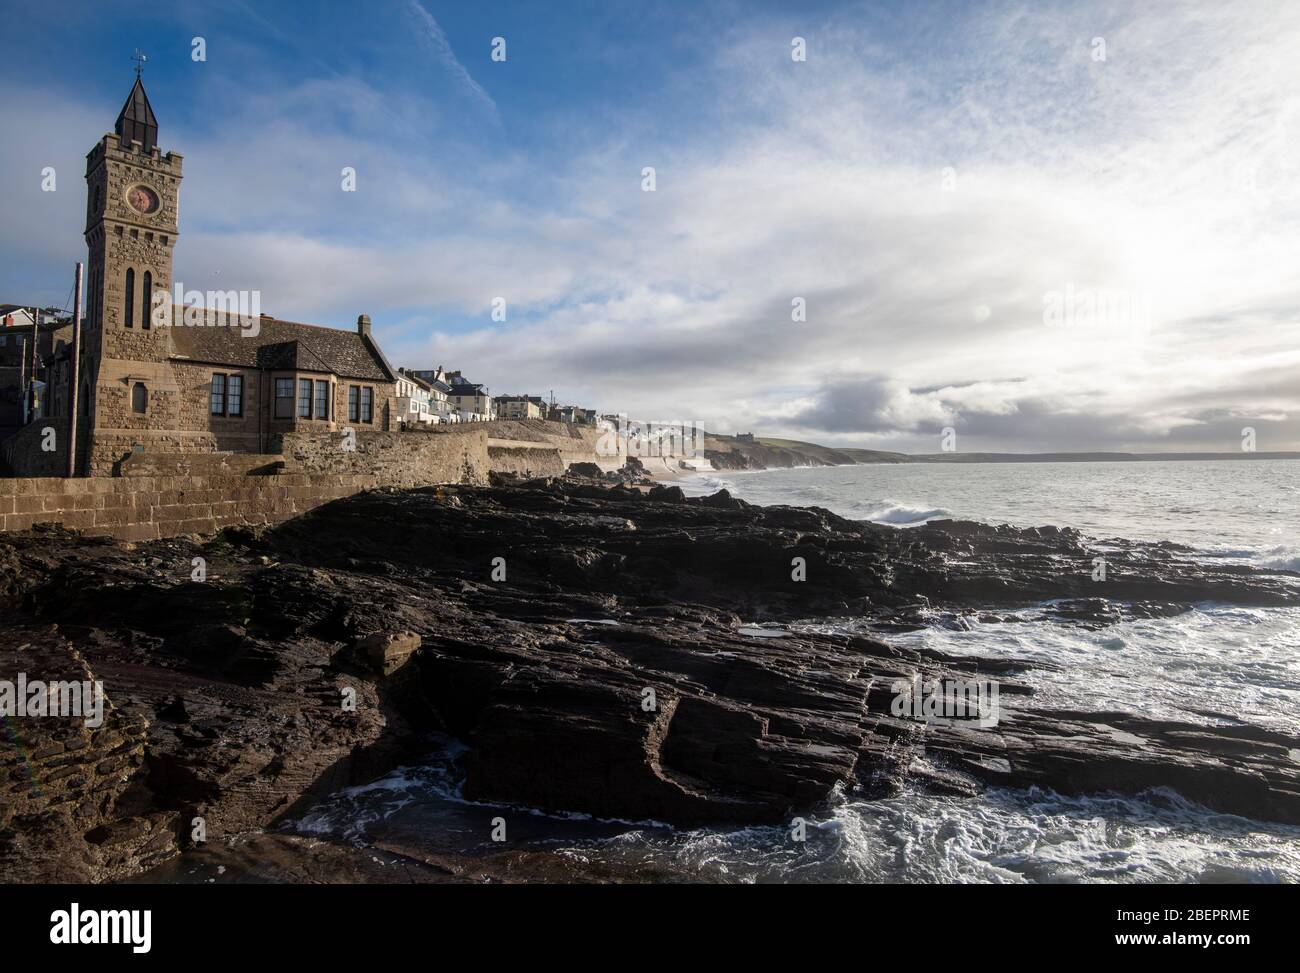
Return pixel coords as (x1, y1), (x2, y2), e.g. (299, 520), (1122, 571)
(2, 0), (1299, 451)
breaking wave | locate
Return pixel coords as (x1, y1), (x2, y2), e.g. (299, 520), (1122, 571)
(1255, 545), (1300, 573)
(856, 500), (952, 525)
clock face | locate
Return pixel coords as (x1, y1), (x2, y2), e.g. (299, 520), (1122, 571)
(126, 185), (160, 215)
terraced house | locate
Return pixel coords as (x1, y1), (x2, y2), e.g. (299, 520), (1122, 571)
(13, 75), (399, 474)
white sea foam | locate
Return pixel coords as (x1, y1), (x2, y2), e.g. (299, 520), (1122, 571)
(861, 604), (1300, 736)
(1255, 545), (1300, 573)
(549, 785), (1300, 883)
(858, 500), (952, 525)
(293, 744), (1300, 883)
(678, 473), (735, 496)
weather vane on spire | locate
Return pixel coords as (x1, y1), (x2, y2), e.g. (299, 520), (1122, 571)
(132, 49), (148, 78)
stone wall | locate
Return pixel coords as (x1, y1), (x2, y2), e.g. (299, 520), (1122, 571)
(487, 418), (622, 471)
(276, 424), (490, 488)
(117, 450), (288, 477)
(84, 365), (400, 475)
(486, 445), (567, 478)
(171, 360), (262, 453)
(0, 471), (378, 541)
(0, 419), (610, 541)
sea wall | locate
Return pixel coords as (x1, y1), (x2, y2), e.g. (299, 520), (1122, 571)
(276, 424), (490, 488)
(487, 444), (567, 478)
(0, 420), (610, 541)
(0, 471), (378, 541)
(487, 419), (622, 472)
(117, 451), (289, 477)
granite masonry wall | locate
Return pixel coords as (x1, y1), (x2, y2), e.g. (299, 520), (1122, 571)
(0, 471), (379, 541)
(0, 420), (608, 541)
(276, 424), (491, 488)
(83, 364), (399, 476)
(117, 450), (289, 477)
(488, 419), (622, 471)
(486, 444), (567, 478)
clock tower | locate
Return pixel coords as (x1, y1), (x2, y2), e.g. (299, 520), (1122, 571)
(80, 74), (184, 468)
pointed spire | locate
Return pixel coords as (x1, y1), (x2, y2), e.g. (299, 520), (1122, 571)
(115, 76), (158, 152)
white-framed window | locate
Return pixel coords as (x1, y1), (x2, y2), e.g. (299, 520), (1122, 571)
(210, 373), (225, 415)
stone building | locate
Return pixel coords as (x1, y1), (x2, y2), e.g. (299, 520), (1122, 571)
(494, 394), (545, 420)
(444, 372), (493, 421)
(47, 75), (398, 474)
(550, 404), (597, 426)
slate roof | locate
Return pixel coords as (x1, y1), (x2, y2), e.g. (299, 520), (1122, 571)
(495, 394), (545, 405)
(167, 314), (394, 381)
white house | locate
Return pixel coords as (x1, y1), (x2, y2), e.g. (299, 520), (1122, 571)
(0, 306), (39, 329)
(406, 366), (456, 422)
(395, 369), (436, 426)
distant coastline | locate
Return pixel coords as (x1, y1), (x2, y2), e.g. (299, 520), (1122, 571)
(701, 433), (1300, 472)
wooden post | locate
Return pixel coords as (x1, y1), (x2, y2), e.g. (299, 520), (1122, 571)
(67, 263), (83, 477)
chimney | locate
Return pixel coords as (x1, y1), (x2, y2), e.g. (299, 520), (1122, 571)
(357, 314), (371, 337)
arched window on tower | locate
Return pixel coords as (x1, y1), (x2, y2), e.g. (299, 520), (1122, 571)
(141, 271), (152, 329)
(131, 382), (148, 414)
(124, 269), (135, 329)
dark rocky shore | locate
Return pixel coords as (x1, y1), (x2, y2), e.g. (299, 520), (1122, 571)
(3, 478), (1299, 882)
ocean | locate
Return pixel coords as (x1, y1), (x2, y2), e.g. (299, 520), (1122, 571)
(292, 460), (1300, 883)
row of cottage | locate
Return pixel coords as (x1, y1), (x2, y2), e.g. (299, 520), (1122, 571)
(0, 76), (597, 475)
(395, 368), (598, 427)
